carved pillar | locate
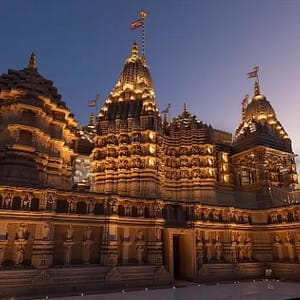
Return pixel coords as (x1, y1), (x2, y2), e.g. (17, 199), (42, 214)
(121, 227), (132, 264)
(273, 235), (283, 261)
(195, 235), (204, 270)
(204, 240), (212, 262)
(31, 223), (54, 268)
(296, 234), (300, 263)
(100, 222), (118, 266)
(82, 226), (94, 264)
(63, 225), (75, 265)
(63, 240), (75, 265)
(0, 239), (8, 265)
(14, 240), (27, 265)
(147, 228), (163, 265)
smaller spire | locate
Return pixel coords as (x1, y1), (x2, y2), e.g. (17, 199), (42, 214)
(28, 52), (37, 69)
(254, 81), (260, 96)
(89, 113), (96, 126)
(183, 102), (187, 113)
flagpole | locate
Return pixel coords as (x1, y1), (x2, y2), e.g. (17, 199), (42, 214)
(95, 94), (100, 117)
(140, 10), (147, 58)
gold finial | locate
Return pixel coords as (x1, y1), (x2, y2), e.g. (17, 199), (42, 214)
(28, 52), (37, 69)
(254, 81), (260, 96)
(131, 42), (139, 58)
(140, 10), (147, 19)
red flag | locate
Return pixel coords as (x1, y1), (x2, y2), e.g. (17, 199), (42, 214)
(247, 70), (258, 78)
(161, 103), (171, 114)
(88, 100), (96, 107)
(130, 18), (144, 30)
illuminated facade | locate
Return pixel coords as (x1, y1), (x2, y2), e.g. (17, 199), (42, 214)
(0, 45), (300, 298)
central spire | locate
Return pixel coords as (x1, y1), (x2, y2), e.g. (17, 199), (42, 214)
(98, 43), (158, 119)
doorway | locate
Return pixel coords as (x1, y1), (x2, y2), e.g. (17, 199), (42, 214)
(172, 233), (194, 280)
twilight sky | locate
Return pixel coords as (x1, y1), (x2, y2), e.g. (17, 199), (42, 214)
(1, 1), (300, 162)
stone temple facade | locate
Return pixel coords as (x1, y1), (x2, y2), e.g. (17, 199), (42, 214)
(0, 44), (300, 298)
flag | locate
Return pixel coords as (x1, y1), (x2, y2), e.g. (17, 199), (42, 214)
(88, 100), (96, 107)
(130, 18), (144, 30)
(88, 94), (100, 107)
(247, 70), (257, 78)
(247, 66), (259, 78)
(161, 103), (171, 114)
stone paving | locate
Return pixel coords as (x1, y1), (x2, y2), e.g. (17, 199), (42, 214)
(39, 280), (300, 300)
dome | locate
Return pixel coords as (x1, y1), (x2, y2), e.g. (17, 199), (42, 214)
(99, 43), (158, 120)
(243, 90), (275, 122)
(0, 53), (66, 108)
(234, 81), (290, 152)
(120, 42), (153, 90)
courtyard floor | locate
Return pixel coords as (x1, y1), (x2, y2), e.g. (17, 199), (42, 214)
(38, 280), (300, 300)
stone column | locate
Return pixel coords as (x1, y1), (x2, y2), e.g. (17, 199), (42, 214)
(31, 223), (54, 268)
(0, 239), (8, 265)
(63, 225), (75, 265)
(283, 233), (295, 261)
(273, 234), (283, 261)
(63, 240), (75, 265)
(82, 226), (94, 264)
(14, 240), (27, 265)
(147, 228), (163, 265)
(296, 234), (300, 263)
(121, 227), (132, 264)
(100, 223), (118, 266)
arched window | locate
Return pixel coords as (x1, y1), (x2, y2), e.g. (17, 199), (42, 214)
(12, 197), (21, 210)
(76, 201), (87, 214)
(31, 198), (40, 211)
(55, 199), (68, 213)
(94, 203), (105, 215)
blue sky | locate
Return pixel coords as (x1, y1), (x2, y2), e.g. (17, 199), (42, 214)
(1, 0), (300, 161)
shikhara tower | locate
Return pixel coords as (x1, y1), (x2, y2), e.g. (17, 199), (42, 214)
(0, 40), (299, 298)
(92, 43), (161, 197)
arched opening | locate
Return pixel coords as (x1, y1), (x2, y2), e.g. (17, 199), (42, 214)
(0, 195), (2, 208)
(287, 212), (294, 222)
(18, 130), (33, 146)
(76, 201), (87, 214)
(55, 199), (68, 213)
(118, 205), (125, 216)
(31, 198), (40, 211)
(144, 207), (150, 218)
(132, 206), (138, 217)
(12, 197), (21, 210)
(94, 203), (105, 215)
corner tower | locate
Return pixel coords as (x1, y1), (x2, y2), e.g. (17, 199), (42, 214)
(232, 81), (298, 205)
(0, 53), (78, 188)
(91, 43), (162, 197)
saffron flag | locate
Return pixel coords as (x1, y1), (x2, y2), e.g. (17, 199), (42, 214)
(130, 18), (144, 30)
